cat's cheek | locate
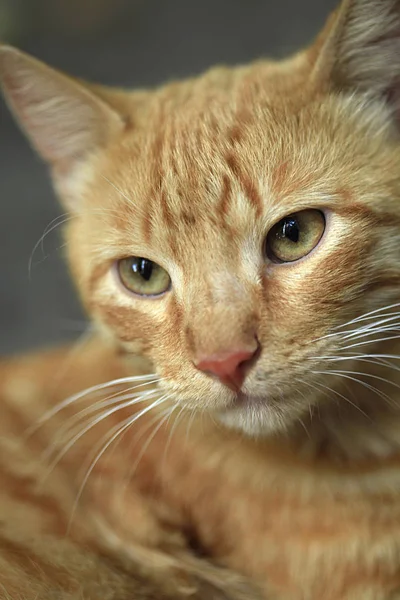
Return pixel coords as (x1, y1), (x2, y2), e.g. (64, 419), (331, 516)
(88, 300), (162, 364)
(118, 338), (149, 355)
(94, 304), (149, 341)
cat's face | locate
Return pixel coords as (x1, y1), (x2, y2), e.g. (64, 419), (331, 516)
(2, 0), (400, 435)
(67, 86), (400, 435)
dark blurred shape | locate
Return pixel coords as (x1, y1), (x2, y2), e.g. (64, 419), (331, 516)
(0, 0), (337, 355)
(0, 0), (26, 42)
(0, 0), (144, 42)
(36, 0), (142, 37)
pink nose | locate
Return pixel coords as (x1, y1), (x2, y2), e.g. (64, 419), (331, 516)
(196, 347), (258, 391)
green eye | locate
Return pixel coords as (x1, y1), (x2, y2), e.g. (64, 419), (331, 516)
(118, 257), (171, 296)
(266, 209), (325, 263)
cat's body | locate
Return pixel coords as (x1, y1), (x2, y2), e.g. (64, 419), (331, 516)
(0, 341), (261, 600)
(3, 338), (400, 600)
(3, 0), (400, 597)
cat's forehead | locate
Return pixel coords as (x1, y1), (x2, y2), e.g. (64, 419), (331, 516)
(88, 64), (395, 263)
(117, 63), (376, 197)
(107, 95), (363, 214)
(114, 70), (307, 211)
(125, 59), (309, 156)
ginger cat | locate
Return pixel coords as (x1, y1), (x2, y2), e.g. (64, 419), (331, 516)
(2, 0), (400, 598)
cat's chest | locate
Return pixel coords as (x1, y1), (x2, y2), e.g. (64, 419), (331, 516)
(160, 430), (400, 599)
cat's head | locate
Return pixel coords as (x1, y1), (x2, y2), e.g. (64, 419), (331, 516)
(2, 0), (400, 437)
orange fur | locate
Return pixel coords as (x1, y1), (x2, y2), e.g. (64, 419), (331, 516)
(2, 0), (400, 597)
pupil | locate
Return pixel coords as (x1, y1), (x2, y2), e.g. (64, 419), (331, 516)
(282, 218), (299, 243)
(133, 258), (153, 281)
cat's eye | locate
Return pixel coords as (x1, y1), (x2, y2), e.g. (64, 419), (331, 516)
(266, 209), (325, 263)
(118, 257), (171, 296)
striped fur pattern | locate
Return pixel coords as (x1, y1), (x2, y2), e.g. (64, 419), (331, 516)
(0, 342), (261, 600)
(2, 0), (400, 597)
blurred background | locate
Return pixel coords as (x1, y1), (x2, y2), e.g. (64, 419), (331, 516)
(0, 0), (337, 355)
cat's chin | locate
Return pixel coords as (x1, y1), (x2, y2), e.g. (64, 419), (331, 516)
(216, 396), (295, 438)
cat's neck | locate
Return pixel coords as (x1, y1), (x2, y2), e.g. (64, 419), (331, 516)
(288, 404), (400, 463)
(283, 354), (400, 464)
(278, 368), (400, 465)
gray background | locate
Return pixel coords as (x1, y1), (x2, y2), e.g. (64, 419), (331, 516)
(0, 0), (337, 355)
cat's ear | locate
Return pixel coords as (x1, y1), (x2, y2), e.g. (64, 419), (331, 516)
(312, 0), (400, 109)
(0, 45), (124, 203)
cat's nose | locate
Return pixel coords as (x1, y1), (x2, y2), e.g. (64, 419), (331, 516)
(195, 344), (259, 391)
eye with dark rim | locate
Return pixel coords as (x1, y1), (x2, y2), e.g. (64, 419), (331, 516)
(118, 257), (171, 296)
(265, 209), (325, 263)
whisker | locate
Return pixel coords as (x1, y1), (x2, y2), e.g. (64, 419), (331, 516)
(40, 390), (160, 477)
(162, 404), (187, 472)
(311, 354), (400, 375)
(297, 377), (333, 406)
(369, 357), (400, 372)
(342, 353), (400, 360)
(28, 213), (75, 279)
(338, 335), (400, 352)
(311, 317), (400, 345)
(312, 370), (392, 409)
(342, 326), (400, 342)
(24, 374), (159, 438)
(101, 176), (133, 204)
(185, 408), (198, 448)
(334, 303), (400, 329)
(42, 388), (158, 463)
(310, 303), (400, 344)
(47, 379), (160, 441)
(28, 205), (125, 279)
(101, 176), (149, 219)
(112, 405), (173, 515)
(318, 368), (400, 394)
(121, 402), (176, 495)
(310, 353), (400, 361)
(298, 417), (311, 440)
(294, 384), (316, 434)
(67, 395), (167, 530)
(309, 375), (372, 419)
(334, 317), (400, 342)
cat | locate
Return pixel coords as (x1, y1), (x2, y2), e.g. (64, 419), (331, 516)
(2, 0), (400, 597)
